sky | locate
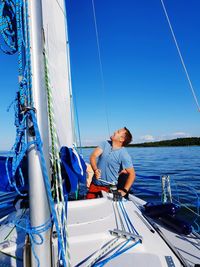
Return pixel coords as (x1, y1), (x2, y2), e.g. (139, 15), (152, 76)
(0, 0), (200, 149)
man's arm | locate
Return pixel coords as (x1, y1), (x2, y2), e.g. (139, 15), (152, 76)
(90, 147), (103, 179)
(118, 167), (135, 196)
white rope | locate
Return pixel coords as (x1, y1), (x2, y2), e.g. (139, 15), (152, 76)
(87, 238), (120, 267)
(160, 0), (200, 112)
(91, 0), (111, 137)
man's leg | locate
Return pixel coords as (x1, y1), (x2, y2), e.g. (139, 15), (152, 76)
(86, 183), (110, 199)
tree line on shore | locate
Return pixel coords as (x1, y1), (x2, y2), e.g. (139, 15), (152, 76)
(81, 137), (200, 148)
(128, 137), (200, 147)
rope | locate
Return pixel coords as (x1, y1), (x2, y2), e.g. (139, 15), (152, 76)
(114, 200), (126, 231)
(73, 91), (83, 154)
(43, 45), (71, 266)
(4, 208), (27, 241)
(0, 0), (17, 54)
(4, 0), (33, 196)
(87, 238), (120, 267)
(22, 0), (33, 105)
(112, 201), (119, 229)
(11, 215), (52, 267)
(170, 178), (200, 232)
(93, 240), (140, 267)
(169, 178), (200, 218)
(160, 0), (200, 112)
(5, 112), (34, 196)
(43, 46), (61, 200)
(30, 110), (68, 267)
(119, 200), (139, 235)
(91, 0), (111, 137)
(172, 198), (200, 218)
(119, 201), (132, 233)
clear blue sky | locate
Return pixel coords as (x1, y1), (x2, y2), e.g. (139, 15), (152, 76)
(0, 0), (200, 149)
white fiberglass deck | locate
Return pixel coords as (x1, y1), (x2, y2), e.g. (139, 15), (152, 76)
(67, 193), (182, 266)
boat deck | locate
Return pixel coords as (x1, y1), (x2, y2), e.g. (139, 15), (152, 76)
(129, 195), (200, 267)
(0, 193), (199, 266)
(67, 193), (183, 266)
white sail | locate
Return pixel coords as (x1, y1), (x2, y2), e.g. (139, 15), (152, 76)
(41, 0), (74, 148)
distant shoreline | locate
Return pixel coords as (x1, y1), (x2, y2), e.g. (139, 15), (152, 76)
(81, 137), (200, 148)
(1, 138), (200, 152)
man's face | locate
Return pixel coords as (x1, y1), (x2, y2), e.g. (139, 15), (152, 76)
(111, 128), (126, 143)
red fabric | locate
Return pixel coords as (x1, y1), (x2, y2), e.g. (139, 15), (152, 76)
(86, 183), (109, 199)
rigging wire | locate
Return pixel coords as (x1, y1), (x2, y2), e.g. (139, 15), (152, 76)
(73, 90), (83, 154)
(91, 0), (111, 137)
(160, 0), (200, 112)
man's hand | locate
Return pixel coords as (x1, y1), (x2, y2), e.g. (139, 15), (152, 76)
(94, 168), (101, 179)
(118, 189), (127, 197)
(90, 147), (103, 180)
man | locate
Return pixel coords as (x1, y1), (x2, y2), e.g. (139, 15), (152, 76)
(86, 127), (135, 199)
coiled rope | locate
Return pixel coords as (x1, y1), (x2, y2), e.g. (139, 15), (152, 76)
(0, 0), (17, 54)
(12, 215), (52, 267)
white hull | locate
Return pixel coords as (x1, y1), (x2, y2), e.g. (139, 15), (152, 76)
(0, 193), (199, 266)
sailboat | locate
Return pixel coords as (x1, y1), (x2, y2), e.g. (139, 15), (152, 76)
(0, 0), (199, 266)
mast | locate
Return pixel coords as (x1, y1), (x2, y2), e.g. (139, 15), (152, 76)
(27, 0), (51, 266)
(26, 0), (75, 265)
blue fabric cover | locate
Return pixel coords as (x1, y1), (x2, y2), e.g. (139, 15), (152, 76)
(60, 147), (87, 193)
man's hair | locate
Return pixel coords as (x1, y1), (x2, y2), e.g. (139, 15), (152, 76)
(123, 127), (132, 146)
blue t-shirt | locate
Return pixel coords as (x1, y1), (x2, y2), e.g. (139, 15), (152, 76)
(93, 140), (133, 186)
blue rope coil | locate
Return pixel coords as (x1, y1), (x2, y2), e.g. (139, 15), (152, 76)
(12, 215), (52, 267)
(0, 0), (17, 54)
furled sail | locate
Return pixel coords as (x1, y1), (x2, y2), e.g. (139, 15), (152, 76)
(41, 0), (74, 148)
